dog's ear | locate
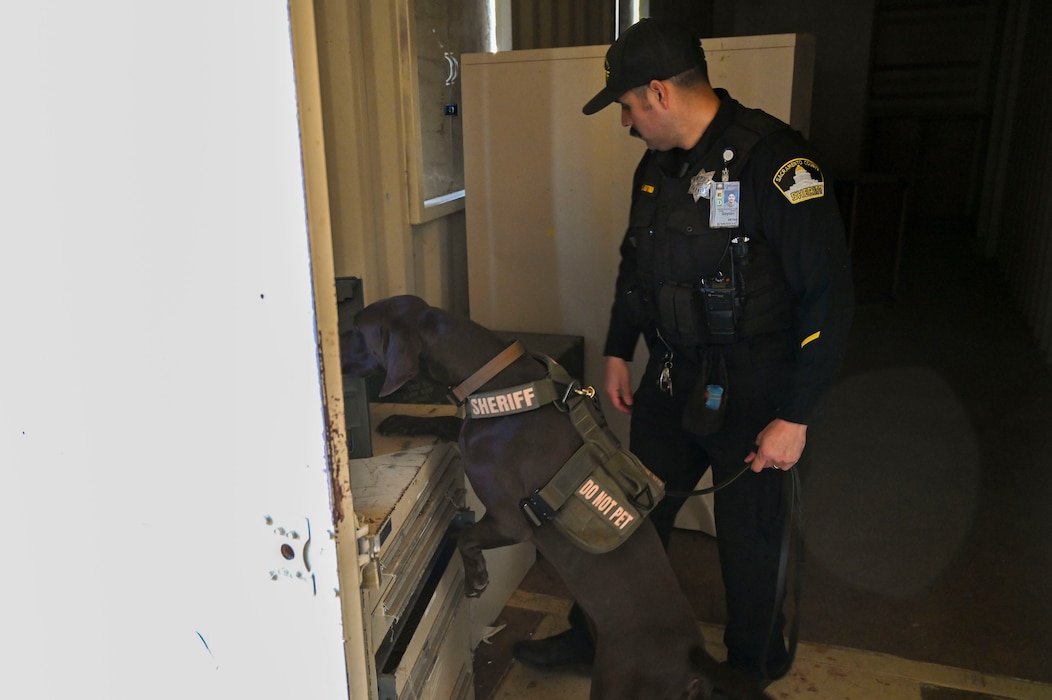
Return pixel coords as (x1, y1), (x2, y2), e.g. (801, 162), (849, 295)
(379, 324), (422, 397)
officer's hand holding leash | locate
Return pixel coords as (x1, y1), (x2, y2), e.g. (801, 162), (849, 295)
(745, 418), (807, 472)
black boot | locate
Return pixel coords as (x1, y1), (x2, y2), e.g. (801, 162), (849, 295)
(511, 628), (595, 673)
(717, 659), (781, 692)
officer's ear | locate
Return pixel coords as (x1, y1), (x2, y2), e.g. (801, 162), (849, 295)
(648, 79), (671, 109)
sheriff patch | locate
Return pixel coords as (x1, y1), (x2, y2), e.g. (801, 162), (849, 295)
(773, 157), (825, 204)
(468, 386), (538, 416)
(575, 477), (636, 531)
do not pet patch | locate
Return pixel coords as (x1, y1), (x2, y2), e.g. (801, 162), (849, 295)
(575, 477), (636, 531)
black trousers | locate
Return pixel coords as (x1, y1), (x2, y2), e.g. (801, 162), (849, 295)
(570, 335), (795, 678)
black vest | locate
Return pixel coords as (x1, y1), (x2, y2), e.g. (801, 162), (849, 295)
(628, 103), (794, 348)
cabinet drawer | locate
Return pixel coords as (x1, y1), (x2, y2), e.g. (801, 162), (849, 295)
(370, 445), (464, 642)
(379, 555), (474, 700)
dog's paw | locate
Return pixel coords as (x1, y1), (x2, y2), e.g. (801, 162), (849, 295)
(464, 580), (489, 598)
(463, 569), (490, 598)
(376, 414), (424, 435)
(376, 414), (462, 442)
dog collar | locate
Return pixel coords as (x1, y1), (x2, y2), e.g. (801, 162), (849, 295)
(463, 379), (562, 417)
(453, 346), (594, 419)
(448, 340), (526, 404)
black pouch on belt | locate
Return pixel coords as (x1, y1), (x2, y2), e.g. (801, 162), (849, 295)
(682, 349), (729, 436)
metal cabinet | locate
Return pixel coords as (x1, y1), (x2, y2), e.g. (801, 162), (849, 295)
(351, 404), (475, 700)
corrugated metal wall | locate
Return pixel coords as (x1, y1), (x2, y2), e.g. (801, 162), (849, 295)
(511, 0), (614, 49)
(867, 1), (1006, 224)
(510, 0), (715, 51)
(991, 0), (1052, 363)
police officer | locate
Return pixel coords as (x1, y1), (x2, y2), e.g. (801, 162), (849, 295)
(512, 18), (854, 687)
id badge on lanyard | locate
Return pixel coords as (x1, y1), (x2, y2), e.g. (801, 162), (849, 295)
(710, 181), (740, 228)
(709, 148), (740, 228)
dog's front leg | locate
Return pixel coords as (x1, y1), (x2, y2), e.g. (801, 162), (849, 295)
(455, 512), (527, 597)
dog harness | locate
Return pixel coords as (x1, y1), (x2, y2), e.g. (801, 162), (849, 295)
(450, 342), (665, 554)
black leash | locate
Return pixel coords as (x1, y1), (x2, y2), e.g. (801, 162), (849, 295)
(664, 461), (752, 497)
(666, 463), (804, 685)
(762, 467), (803, 683)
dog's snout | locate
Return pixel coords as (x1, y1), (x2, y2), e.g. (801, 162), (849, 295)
(339, 328), (377, 377)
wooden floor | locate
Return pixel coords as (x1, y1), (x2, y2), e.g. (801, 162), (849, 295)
(476, 586), (1052, 700)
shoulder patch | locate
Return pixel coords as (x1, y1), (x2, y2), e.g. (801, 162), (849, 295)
(640, 182), (657, 195)
(773, 158), (825, 204)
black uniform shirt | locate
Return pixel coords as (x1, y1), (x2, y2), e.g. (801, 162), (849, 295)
(603, 89), (854, 424)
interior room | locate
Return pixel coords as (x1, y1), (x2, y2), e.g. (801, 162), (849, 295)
(315, 1), (1052, 698)
(5, 2), (1048, 700)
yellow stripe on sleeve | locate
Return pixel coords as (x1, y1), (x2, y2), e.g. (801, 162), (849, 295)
(801, 331), (821, 348)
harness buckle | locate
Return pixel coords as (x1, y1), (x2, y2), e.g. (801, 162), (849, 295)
(446, 388), (467, 407)
(520, 491), (557, 526)
(555, 381), (596, 412)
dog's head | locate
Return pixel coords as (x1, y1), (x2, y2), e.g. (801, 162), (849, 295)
(340, 295), (430, 397)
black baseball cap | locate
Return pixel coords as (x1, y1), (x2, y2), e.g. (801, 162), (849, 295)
(582, 18), (706, 115)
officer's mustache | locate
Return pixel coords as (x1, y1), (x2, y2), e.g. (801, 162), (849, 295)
(629, 127), (642, 139)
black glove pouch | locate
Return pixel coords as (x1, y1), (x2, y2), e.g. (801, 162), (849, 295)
(682, 349), (728, 436)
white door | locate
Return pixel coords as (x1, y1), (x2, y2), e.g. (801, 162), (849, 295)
(1, 3), (353, 698)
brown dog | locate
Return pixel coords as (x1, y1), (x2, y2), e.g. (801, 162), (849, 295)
(341, 295), (770, 700)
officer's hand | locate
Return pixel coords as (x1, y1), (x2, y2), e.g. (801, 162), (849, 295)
(745, 418), (807, 472)
(604, 356), (633, 414)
